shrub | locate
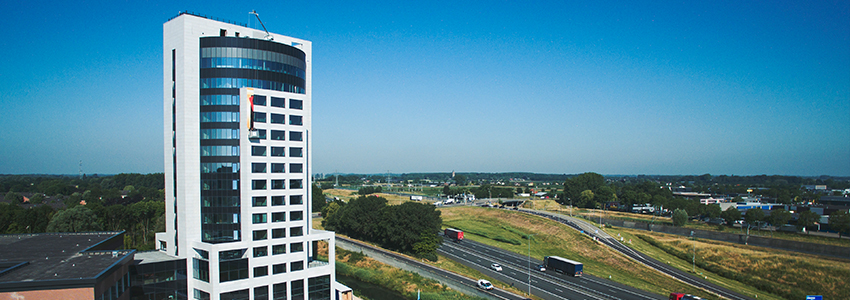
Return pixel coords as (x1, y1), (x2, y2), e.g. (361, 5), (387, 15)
(672, 209), (688, 226)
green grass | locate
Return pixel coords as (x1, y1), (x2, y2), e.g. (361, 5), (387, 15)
(335, 247), (487, 300)
(440, 206), (718, 299)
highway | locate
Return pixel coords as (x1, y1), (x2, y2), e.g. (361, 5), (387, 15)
(521, 209), (755, 300)
(439, 237), (665, 300)
(336, 236), (529, 300)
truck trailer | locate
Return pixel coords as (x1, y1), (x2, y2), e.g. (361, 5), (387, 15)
(444, 228), (464, 241)
(544, 256), (583, 276)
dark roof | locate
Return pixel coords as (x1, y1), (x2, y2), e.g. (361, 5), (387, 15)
(819, 196), (850, 207)
(0, 232), (133, 288)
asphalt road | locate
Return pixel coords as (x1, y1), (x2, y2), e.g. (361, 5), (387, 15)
(439, 237), (665, 300)
(521, 209), (756, 300)
(335, 236), (528, 300)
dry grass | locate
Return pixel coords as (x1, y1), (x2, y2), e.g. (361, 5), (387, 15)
(640, 230), (850, 299)
(606, 227), (784, 300)
(322, 188), (424, 205)
(522, 199), (565, 211)
(323, 188), (359, 201)
(582, 210), (850, 247)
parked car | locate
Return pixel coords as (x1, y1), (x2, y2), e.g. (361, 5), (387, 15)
(477, 279), (494, 290)
(491, 263), (502, 272)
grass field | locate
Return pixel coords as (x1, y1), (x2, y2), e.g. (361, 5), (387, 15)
(580, 209), (850, 247)
(322, 188), (425, 205)
(440, 206), (719, 299)
(521, 200), (850, 247)
(604, 227), (784, 300)
(315, 213), (538, 298)
(605, 227), (849, 299)
(334, 246), (487, 300)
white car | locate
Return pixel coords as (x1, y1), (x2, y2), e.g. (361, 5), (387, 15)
(491, 263), (502, 272)
(477, 279), (494, 290)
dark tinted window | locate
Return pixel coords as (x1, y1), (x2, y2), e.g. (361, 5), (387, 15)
(290, 147), (302, 157)
(290, 99), (303, 110)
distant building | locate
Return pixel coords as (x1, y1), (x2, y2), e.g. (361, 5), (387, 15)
(719, 202), (782, 212)
(820, 196), (850, 206)
(699, 197), (726, 205)
(802, 185), (828, 192)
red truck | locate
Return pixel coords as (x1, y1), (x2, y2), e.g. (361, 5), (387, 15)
(444, 228), (464, 241)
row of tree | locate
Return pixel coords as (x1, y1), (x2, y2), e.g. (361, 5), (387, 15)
(321, 195), (442, 260)
(0, 174), (166, 250)
(668, 204), (850, 237)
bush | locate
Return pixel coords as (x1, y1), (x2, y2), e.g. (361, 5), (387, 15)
(672, 208), (688, 226)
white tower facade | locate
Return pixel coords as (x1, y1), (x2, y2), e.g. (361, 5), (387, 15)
(159, 12), (337, 300)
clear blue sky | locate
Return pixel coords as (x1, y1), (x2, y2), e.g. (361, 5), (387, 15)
(1, 0), (848, 176)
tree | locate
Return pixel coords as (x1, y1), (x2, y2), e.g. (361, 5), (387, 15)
(46, 206), (101, 232)
(130, 201), (164, 244)
(744, 209), (765, 227)
(357, 186), (382, 195)
(412, 231), (441, 261)
(65, 192), (83, 207)
(672, 208), (688, 226)
(312, 184), (326, 214)
(321, 202), (342, 223)
(797, 210), (820, 233)
(596, 185), (616, 204)
(706, 204), (722, 219)
(324, 195), (387, 240)
(379, 202), (442, 254)
(829, 210), (850, 238)
(577, 189), (594, 208)
(4, 191), (23, 205)
(721, 207), (741, 227)
(768, 208), (792, 227)
(563, 172), (605, 202)
(454, 174), (467, 186)
(323, 195), (442, 259)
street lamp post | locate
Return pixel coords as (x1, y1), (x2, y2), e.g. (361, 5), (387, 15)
(691, 231), (695, 273)
(527, 233), (537, 296)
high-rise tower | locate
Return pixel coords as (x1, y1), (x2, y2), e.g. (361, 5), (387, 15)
(159, 12), (338, 300)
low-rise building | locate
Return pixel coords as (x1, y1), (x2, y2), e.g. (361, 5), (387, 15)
(0, 232), (134, 300)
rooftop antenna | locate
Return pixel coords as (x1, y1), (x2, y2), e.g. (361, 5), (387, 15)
(249, 10), (273, 41)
